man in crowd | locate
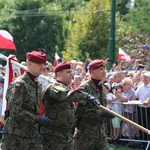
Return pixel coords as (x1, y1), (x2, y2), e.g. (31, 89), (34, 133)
(74, 59), (114, 150)
(132, 72), (150, 141)
(2, 51), (53, 150)
(40, 61), (100, 150)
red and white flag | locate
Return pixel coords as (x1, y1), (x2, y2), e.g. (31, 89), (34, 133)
(0, 30), (16, 50)
(118, 48), (131, 61)
(54, 52), (61, 67)
(2, 55), (26, 117)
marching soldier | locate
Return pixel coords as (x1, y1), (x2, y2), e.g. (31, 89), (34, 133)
(2, 51), (53, 150)
(41, 61), (100, 150)
(74, 59), (114, 150)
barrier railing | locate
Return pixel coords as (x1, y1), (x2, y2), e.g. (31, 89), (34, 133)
(104, 102), (150, 150)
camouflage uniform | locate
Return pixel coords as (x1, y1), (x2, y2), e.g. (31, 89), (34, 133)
(74, 79), (109, 150)
(41, 82), (88, 150)
(2, 73), (43, 150)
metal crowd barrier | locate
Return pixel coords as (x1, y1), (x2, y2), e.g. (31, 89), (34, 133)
(105, 102), (150, 150)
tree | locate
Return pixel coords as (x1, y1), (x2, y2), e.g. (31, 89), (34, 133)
(63, 0), (110, 61)
(116, 0), (130, 18)
(0, 0), (65, 63)
(125, 0), (150, 34)
(116, 0), (150, 53)
(115, 0), (150, 70)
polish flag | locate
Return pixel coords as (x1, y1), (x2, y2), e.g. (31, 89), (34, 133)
(118, 48), (131, 61)
(0, 30), (16, 50)
(54, 52), (61, 67)
(2, 55), (26, 119)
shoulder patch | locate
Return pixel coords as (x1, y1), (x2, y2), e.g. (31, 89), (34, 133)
(15, 83), (21, 88)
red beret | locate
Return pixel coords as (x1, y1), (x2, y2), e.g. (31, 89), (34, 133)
(88, 59), (105, 70)
(26, 51), (47, 64)
(54, 62), (71, 72)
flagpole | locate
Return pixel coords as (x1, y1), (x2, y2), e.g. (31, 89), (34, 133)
(97, 104), (150, 135)
(0, 53), (56, 83)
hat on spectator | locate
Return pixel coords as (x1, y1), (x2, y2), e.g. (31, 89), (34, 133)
(54, 62), (71, 72)
(0, 78), (4, 83)
(103, 82), (111, 90)
(143, 72), (150, 78)
(88, 59), (105, 70)
(26, 50), (47, 64)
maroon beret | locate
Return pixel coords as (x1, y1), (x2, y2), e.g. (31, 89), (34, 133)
(88, 59), (105, 70)
(54, 62), (71, 72)
(26, 51), (47, 64)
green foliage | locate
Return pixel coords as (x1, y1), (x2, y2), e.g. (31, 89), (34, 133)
(115, 14), (133, 50)
(0, 0), (65, 63)
(116, 0), (130, 17)
(0, 0), (150, 64)
(116, 0), (150, 57)
(63, 0), (110, 61)
(56, 0), (86, 10)
(124, 0), (150, 34)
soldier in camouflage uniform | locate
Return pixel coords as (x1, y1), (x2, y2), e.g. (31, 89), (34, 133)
(40, 62), (100, 150)
(2, 51), (52, 150)
(74, 59), (114, 150)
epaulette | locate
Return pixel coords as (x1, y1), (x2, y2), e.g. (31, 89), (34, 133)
(54, 85), (67, 92)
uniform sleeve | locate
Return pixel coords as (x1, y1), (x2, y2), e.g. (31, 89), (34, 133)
(66, 90), (88, 104)
(6, 82), (36, 123)
(69, 85), (103, 119)
(43, 84), (88, 104)
(43, 84), (69, 102)
(76, 105), (102, 119)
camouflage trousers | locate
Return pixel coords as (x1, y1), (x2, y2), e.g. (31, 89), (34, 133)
(41, 133), (74, 150)
(74, 122), (109, 150)
(1, 133), (43, 150)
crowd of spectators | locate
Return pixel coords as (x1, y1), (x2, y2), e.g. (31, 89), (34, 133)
(0, 56), (150, 148)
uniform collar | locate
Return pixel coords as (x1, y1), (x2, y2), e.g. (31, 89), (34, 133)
(91, 78), (103, 90)
(27, 71), (38, 83)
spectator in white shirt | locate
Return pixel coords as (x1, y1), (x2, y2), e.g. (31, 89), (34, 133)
(132, 72), (150, 140)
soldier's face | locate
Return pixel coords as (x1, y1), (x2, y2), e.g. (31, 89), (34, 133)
(28, 61), (45, 76)
(92, 67), (106, 81)
(57, 69), (73, 86)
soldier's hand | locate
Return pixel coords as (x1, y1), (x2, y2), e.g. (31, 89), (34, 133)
(86, 94), (100, 106)
(101, 111), (114, 119)
(35, 116), (53, 127)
